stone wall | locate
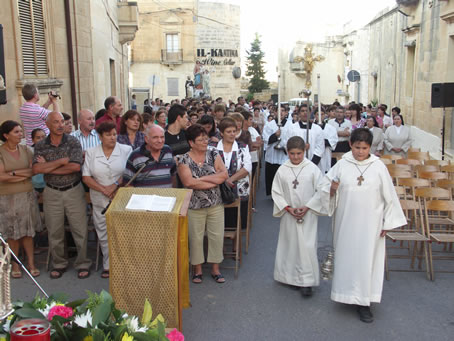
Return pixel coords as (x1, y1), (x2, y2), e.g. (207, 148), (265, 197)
(195, 2), (241, 101)
(367, 0), (454, 153)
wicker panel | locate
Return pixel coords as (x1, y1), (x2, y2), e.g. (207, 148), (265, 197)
(106, 188), (189, 329)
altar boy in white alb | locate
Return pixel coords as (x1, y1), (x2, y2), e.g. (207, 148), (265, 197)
(307, 128), (406, 323)
(271, 136), (323, 298)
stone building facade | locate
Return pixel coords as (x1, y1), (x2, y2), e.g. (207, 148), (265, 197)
(368, 0), (454, 156)
(0, 0), (138, 125)
(129, 0), (241, 106)
(280, 1), (454, 156)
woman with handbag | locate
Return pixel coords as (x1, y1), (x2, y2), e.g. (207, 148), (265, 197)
(177, 124), (228, 284)
(212, 117), (252, 231)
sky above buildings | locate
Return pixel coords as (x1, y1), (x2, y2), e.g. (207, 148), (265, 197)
(207, 0), (397, 81)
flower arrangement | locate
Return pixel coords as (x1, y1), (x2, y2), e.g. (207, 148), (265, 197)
(0, 290), (184, 341)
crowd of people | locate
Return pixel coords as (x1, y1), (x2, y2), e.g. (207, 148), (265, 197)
(0, 83), (410, 323)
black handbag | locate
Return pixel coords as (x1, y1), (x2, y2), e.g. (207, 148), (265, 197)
(219, 181), (238, 204)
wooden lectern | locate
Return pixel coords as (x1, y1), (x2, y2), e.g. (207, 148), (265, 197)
(106, 187), (192, 331)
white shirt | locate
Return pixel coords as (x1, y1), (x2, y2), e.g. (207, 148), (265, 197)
(248, 126), (260, 163)
(328, 118), (352, 143)
(82, 143), (132, 201)
(215, 140), (252, 174)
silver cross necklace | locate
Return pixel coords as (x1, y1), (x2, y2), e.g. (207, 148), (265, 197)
(290, 166), (305, 189)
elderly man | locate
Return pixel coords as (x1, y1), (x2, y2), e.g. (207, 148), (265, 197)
(32, 112), (92, 279)
(71, 109), (101, 151)
(123, 124), (176, 188)
(19, 83), (59, 145)
(95, 96), (123, 131)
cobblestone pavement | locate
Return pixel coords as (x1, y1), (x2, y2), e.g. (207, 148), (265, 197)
(11, 173), (454, 340)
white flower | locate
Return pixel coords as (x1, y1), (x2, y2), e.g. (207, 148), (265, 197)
(37, 302), (58, 318)
(125, 316), (148, 333)
(74, 310), (93, 328)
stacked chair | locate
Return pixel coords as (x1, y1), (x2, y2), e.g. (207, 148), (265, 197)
(221, 148), (262, 279)
(382, 151), (454, 280)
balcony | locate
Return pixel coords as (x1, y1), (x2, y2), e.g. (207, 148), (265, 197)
(289, 62), (306, 75)
(161, 49), (183, 65)
(118, 1), (139, 45)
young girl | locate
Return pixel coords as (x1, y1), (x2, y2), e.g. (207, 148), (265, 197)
(271, 136), (323, 297)
(307, 128), (406, 322)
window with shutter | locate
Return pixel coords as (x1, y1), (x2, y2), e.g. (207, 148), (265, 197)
(167, 78), (179, 96)
(18, 0), (48, 76)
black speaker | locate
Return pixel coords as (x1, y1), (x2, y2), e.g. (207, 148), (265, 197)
(431, 83), (454, 108)
(0, 24), (6, 105)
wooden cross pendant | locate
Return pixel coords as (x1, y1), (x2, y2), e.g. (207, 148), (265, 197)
(357, 175), (364, 186)
(292, 179), (299, 189)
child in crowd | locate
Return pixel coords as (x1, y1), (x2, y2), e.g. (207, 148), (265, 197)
(307, 128), (406, 322)
(271, 136), (323, 297)
(30, 128), (46, 193)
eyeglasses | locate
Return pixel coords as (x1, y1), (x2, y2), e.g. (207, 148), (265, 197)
(195, 137), (209, 143)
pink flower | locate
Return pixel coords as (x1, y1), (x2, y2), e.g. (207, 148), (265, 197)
(166, 328), (184, 341)
(47, 305), (73, 321)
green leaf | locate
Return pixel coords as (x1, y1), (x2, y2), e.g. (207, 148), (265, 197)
(99, 290), (113, 304)
(22, 302), (36, 309)
(150, 314), (164, 328)
(132, 332), (158, 341)
(113, 325), (128, 341)
(49, 292), (69, 303)
(112, 307), (122, 321)
(71, 327), (89, 340)
(92, 300), (112, 327)
(14, 308), (45, 319)
(157, 320), (167, 340)
(66, 298), (86, 309)
(52, 319), (69, 341)
(141, 299), (152, 326)
(92, 328), (106, 341)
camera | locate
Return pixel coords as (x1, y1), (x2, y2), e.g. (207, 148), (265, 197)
(48, 91), (61, 99)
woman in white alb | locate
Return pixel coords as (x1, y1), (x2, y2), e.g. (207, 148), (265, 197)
(82, 122), (132, 278)
(384, 114), (411, 158)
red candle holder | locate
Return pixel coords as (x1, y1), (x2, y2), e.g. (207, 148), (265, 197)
(10, 319), (50, 341)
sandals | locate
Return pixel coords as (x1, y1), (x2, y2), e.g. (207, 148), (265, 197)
(77, 269), (90, 279)
(211, 273), (225, 284)
(30, 268), (40, 278)
(50, 268), (66, 279)
(11, 270), (22, 279)
(101, 270), (110, 279)
(192, 273), (203, 284)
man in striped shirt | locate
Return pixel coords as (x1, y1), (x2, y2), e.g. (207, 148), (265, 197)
(19, 83), (60, 145)
(123, 125), (176, 188)
(71, 109), (101, 151)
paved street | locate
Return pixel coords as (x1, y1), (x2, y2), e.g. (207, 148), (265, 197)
(12, 173), (454, 341)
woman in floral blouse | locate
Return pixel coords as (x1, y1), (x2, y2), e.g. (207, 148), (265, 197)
(177, 124), (228, 284)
